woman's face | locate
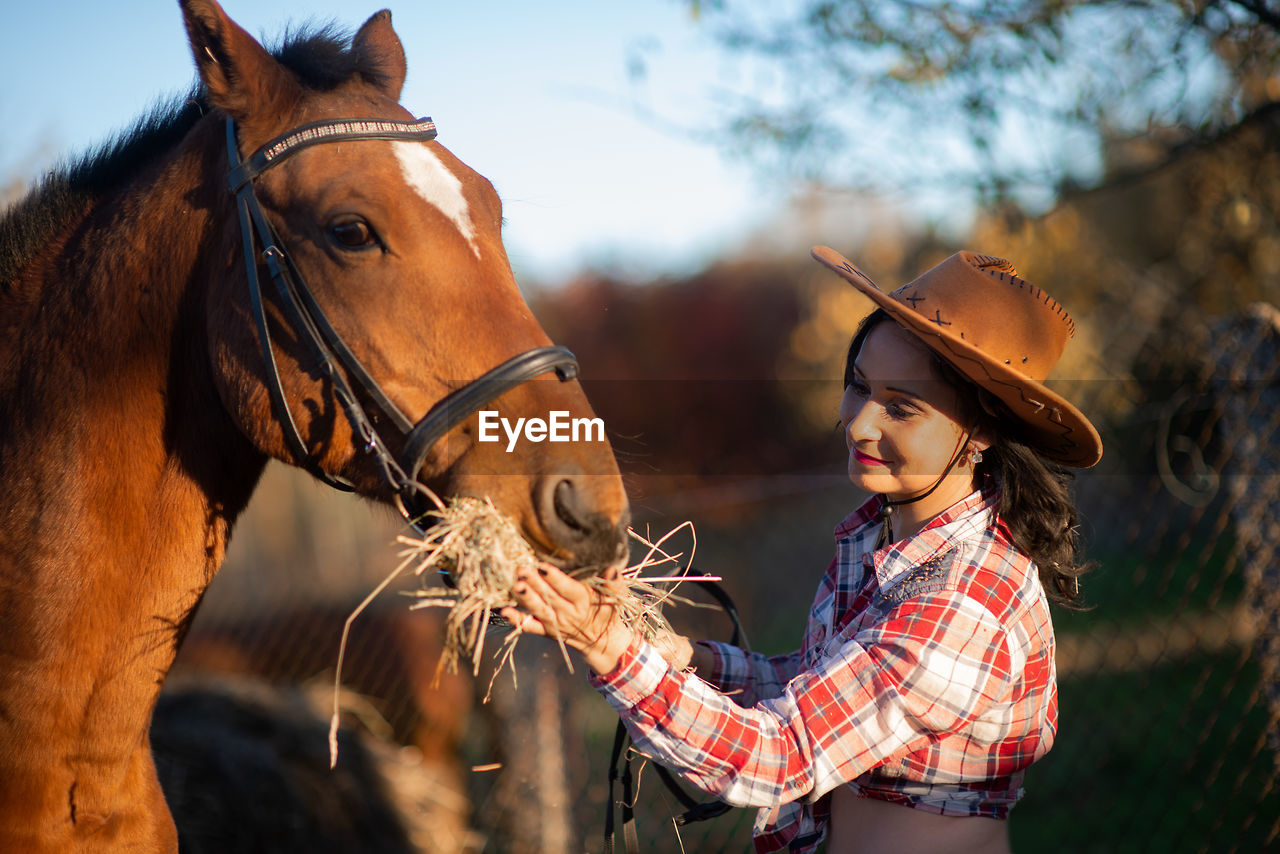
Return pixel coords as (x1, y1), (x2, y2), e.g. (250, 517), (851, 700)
(840, 320), (981, 508)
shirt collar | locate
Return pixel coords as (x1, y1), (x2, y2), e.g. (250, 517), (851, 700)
(835, 490), (1000, 587)
(833, 493), (883, 539)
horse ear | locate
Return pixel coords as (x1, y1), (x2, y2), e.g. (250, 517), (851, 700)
(179, 0), (301, 127)
(353, 10), (407, 100)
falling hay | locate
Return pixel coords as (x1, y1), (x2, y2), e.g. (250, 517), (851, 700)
(330, 494), (716, 768)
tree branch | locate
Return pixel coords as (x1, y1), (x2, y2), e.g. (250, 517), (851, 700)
(1065, 99), (1280, 195)
(1225, 0), (1280, 31)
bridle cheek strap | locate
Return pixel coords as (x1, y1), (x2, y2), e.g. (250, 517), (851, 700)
(225, 117), (578, 522)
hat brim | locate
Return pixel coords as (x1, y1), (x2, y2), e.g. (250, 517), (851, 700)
(812, 245), (1102, 468)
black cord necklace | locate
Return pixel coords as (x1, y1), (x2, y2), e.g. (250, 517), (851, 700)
(877, 431), (973, 548)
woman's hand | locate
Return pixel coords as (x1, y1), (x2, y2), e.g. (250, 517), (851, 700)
(500, 564), (637, 675)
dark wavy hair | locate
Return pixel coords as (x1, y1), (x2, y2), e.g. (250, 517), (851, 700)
(845, 309), (1093, 609)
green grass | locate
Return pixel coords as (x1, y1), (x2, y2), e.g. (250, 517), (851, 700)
(1011, 650), (1279, 853)
(1055, 530), (1243, 637)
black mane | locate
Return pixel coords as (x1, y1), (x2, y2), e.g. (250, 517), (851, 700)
(271, 23), (397, 93)
(0, 22), (388, 288)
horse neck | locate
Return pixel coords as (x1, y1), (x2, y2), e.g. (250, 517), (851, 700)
(0, 118), (264, 843)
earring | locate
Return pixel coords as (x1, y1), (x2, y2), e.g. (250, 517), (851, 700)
(970, 448), (984, 465)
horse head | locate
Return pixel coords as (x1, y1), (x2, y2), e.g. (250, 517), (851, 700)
(0, 4), (635, 848)
(184, 0), (629, 572)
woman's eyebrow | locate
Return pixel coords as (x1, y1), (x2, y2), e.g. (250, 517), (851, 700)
(852, 363), (927, 400)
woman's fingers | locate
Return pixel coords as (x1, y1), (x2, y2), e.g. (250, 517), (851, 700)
(504, 565), (633, 675)
(518, 565), (597, 624)
(498, 607), (547, 637)
(505, 586), (574, 644)
(510, 572), (581, 643)
(513, 571), (566, 623)
(508, 563), (617, 652)
(512, 578), (561, 623)
(531, 562), (591, 603)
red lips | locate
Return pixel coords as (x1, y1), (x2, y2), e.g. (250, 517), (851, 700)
(853, 449), (890, 466)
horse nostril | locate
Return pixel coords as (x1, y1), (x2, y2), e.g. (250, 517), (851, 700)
(552, 478), (591, 536)
(534, 474), (627, 568)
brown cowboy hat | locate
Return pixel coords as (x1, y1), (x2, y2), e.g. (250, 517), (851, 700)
(812, 245), (1103, 468)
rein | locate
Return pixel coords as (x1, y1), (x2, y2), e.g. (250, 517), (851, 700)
(225, 116), (578, 525)
(605, 579), (742, 852)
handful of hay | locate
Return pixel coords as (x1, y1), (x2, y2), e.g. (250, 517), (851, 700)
(401, 496), (708, 678)
(330, 494), (714, 768)
(404, 496), (541, 677)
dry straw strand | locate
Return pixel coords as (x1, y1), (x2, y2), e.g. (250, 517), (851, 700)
(329, 487), (449, 769)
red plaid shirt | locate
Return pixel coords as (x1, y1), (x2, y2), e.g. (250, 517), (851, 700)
(591, 490), (1057, 853)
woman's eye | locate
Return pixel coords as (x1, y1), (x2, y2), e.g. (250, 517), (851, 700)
(329, 218), (378, 249)
(886, 402), (918, 420)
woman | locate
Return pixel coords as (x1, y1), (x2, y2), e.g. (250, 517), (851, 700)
(501, 247), (1103, 853)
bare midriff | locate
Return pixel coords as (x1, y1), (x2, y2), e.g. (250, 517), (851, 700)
(826, 785), (1012, 854)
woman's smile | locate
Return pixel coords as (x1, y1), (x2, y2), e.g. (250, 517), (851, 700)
(853, 448), (890, 466)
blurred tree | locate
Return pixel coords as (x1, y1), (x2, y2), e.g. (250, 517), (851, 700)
(531, 261), (841, 498)
(681, 0), (1280, 214)
(969, 98), (1280, 365)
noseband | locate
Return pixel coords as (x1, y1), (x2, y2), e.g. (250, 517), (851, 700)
(225, 116), (578, 525)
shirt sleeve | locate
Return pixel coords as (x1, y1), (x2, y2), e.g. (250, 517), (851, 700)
(698, 641), (805, 706)
(590, 589), (1015, 809)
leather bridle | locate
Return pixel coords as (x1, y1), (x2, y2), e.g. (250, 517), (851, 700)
(225, 115), (579, 525)
(228, 115), (742, 846)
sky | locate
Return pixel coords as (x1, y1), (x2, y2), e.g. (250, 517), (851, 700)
(0, 0), (788, 284)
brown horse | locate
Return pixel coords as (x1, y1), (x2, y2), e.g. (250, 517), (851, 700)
(0, 1), (628, 851)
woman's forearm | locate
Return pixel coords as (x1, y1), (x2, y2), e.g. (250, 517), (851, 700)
(688, 639), (716, 675)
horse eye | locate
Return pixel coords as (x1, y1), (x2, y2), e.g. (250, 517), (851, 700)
(328, 218), (377, 249)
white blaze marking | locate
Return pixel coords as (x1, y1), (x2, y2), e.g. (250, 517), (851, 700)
(392, 141), (479, 257)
